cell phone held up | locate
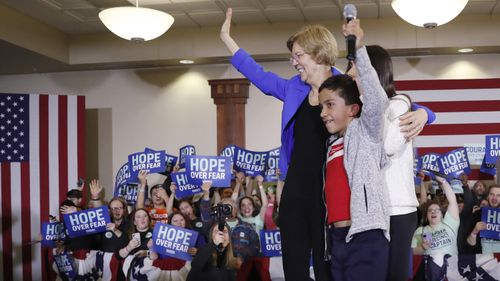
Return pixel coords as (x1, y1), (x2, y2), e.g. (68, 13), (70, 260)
(422, 231), (433, 245)
(132, 233), (141, 245)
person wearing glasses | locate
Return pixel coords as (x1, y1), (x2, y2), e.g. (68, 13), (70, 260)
(220, 8), (340, 281)
(411, 176), (459, 257)
(94, 197), (132, 253)
(221, 7), (433, 280)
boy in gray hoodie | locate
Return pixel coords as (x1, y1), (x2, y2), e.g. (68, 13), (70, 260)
(318, 19), (390, 281)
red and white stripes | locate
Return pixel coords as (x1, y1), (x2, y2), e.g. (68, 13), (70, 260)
(0, 93), (85, 281)
(396, 79), (500, 180)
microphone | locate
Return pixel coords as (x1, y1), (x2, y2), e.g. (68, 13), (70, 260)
(343, 4), (358, 62)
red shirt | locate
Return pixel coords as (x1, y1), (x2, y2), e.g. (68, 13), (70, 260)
(325, 137), (351, 224)
(147, 207), (168, 226)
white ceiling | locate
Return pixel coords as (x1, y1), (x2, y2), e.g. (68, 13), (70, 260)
(2, 0), (499, 34)
(0, 0), (499, 74)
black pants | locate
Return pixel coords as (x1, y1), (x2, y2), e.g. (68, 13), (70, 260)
(329, 227), (389, 281)
(279, 191), (331, 281)
(387, 211), (418, 281)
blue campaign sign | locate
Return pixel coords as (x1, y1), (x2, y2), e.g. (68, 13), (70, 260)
(152, 223), (198, 261)
(186, 156), (231, 187)
(185, 156), (231, 187)
(421, 153), (441, 177)
(413, 147), (422, 186)
(171, 171), (203, 199)
(115, 163), (136, 189)
(264, 148), (280, 182)
(233, 147), (268, 176)
(480, 207), (500, 240)
(63, 206), (111, 238)
(164, 153), (178, 174)
(437, 148), (471, 179)
(485, 135), (500, 164)
(54, 252), (76, 279)
(128, 150), (166, 176)
(41, 222), (65, 247)
(260, 229), (282, 257)
(219, 145), (236, 180)
(114, 183), (140, 206)
(179, 145), (196, 169)
(220, 145), (235, 164)
(480, 155), (496, 176)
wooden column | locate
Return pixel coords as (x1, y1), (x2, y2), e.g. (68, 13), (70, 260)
(208, 78), (250, 153)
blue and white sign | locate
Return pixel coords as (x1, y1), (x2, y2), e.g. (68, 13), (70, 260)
(480, 156), (496, 176)
(114, 183), (140, 206)
(171, 171), (203, 199)
(219, 145), (236, 180)
(152, 223), (198, 261)
(233, 147), (268, 176)
(485, 135), (500, 164)
(480, 207), (500, 240)
(220, 145), (235, 164)
(450, 179), (464, 194)
(115, 162), (136, 189)
(185, 156), (231, 187)
(264, 148), (280, 182)
(54, 252), (76, 279)
(164, 153), (178, 175)
(421, 153), (441, 177)
(128, 150), (166, 177)
(437, 148), (471, 179)
(465, 144), (486, 166)
(260, 229), (282, 257)
(63, 206), (111, 238)
(414, 147), (422, 186)
(41, 222), (65, 247)
(179, 145), (196, 169)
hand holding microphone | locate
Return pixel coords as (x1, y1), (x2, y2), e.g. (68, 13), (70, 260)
(343, 5), (363, 62)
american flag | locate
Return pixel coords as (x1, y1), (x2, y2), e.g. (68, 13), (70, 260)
(396, 78), (500, 181)
(0, 93), (85, 281)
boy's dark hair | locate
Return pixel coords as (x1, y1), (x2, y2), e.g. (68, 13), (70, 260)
(66, 189), (82, 199)
(319, 74), (362, 117)
(60, 199), (76, 208)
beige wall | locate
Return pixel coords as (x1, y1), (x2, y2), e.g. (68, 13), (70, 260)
(1, 53), (499, 198)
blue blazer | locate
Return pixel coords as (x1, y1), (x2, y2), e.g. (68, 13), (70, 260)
(230, 48), (435, 179)
(231, 48), (342, 178)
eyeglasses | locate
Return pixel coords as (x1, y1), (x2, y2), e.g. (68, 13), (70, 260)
(427, 208), (441, 213)
(290, 52), (305, 64)
(110, 207), (124, 211)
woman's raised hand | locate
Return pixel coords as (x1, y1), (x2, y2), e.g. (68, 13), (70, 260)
(220, 8), (240, 54)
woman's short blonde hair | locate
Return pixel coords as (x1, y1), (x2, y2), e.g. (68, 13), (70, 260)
(287, 24), (338, 66)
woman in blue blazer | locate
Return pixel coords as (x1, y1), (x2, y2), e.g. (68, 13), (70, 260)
(220, 8), (433, 281)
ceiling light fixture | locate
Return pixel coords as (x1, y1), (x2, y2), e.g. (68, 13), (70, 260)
(391, 0), (468, 29)
(98, 0), (174, 41)
(458, 48), (474, 53)
(179, 60), (194, 64)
